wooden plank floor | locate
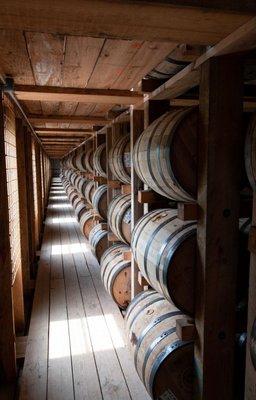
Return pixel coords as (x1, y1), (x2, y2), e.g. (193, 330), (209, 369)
(19, 178), (150, 400)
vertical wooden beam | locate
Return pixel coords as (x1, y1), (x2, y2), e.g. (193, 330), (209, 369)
(245, 195), (256, 399)
(16, 119), (30, 294)
(24, 128), (36, 276)
(106, 126), (114, 209)
(194, 55), (243, 400)
(35, 142), (43, 242)
(130, 107), (144, 298)
(0, 94), (16, 381)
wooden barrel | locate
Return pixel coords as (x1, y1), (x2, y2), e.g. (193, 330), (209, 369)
(109, 134), (131, 184)
(70, 153), (77, 169)
(93, 143), (107, 177)
(133, 108), (198, 202)
(73, 174), (81, 189)
(82, 180), (95, 205)
(89, 224), (109, 261)
(74, 199), (88, 221)
(125, 290), (193, 400)
(70, 172), (78, 186)
(100, 243), (131, 309)
(75, 151), (87, 172)
(79, 209), (99, 239)
(84, 148), (94, 173)
(76, 176), (88, 195)
(245, 114), (256, 191)
(92, 184), (108, 220)
(73, 196), (82, 211)
(132, 209), (196, 315)
(69, 191), (79, 206)
(108, 194), (131, 244)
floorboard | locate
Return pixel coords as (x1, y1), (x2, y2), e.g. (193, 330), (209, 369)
(19, 178), (150, 400)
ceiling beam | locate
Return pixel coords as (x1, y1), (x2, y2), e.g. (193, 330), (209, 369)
(35, 128), (93, 135)
(15, 85), (143, 105)
(0, 1), (254, 45)
(40, 138), (84, 142)
(28, 114), (109, 125)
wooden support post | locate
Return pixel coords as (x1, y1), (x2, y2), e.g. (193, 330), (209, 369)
(35, 142), (43, 243)
(0, 94), (16, 381)
(245, 195), (256, 398)
(24, 128), (36, 276)
(16, 119), (30, 294)
(194, 55), (243, 400)
(130, 107), (144, 297)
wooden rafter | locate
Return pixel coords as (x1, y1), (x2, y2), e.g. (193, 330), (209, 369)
(28, 115), (109, 125)
(35, 128), (93, 135)
(0, 1), (254, 45)
(15, 85), (143, 105)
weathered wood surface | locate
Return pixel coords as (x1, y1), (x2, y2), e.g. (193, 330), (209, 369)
(20, 177), (150, 399)
(194, 56), (243, 400)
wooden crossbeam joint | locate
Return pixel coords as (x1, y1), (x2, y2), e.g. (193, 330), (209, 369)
(138, 189), (162, 204)
(177, 202), (198, 221)
(176, 318), (196, 342)
(108, 179), (122, 189)
(121, 184), (131, 195)
(94, 176), (107, 184)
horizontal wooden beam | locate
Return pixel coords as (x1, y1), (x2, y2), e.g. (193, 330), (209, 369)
(15, 85), (143, 105)
(169, 98), (256, 111)
(28, 114), (109, 125)
(40, 137), (83, 142)
(35, 128), (93, 135)
(0, 1), (254, 45)
(138, 16), (256, 103)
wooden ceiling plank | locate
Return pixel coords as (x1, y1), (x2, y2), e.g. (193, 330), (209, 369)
(0, 1), (254, 45)
(25, 32), (65, 127)
(14, 85), (143, 104)
(58, 36), (105, 128)
(87, 39), (144, 89)
(112, 42), (178, 89)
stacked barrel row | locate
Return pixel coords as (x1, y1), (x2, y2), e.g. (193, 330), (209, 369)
(60, 136), (133, 310)
(126, 108), (252, 400)
(59, 109), (254, 399)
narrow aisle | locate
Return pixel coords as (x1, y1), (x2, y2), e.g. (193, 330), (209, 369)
(20, 178), (150, 400)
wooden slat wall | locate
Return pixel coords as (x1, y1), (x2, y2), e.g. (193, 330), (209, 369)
(4, 102), (22, 286)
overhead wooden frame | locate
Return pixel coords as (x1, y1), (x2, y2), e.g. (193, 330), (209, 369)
(28, 115), (109, 125)
(14, 85), (143, 105)
(35, 128), (93, 136)
(0, 1), (254, 45)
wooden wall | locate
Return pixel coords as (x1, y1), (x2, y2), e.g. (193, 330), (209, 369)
(0, 93), (51, 383)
